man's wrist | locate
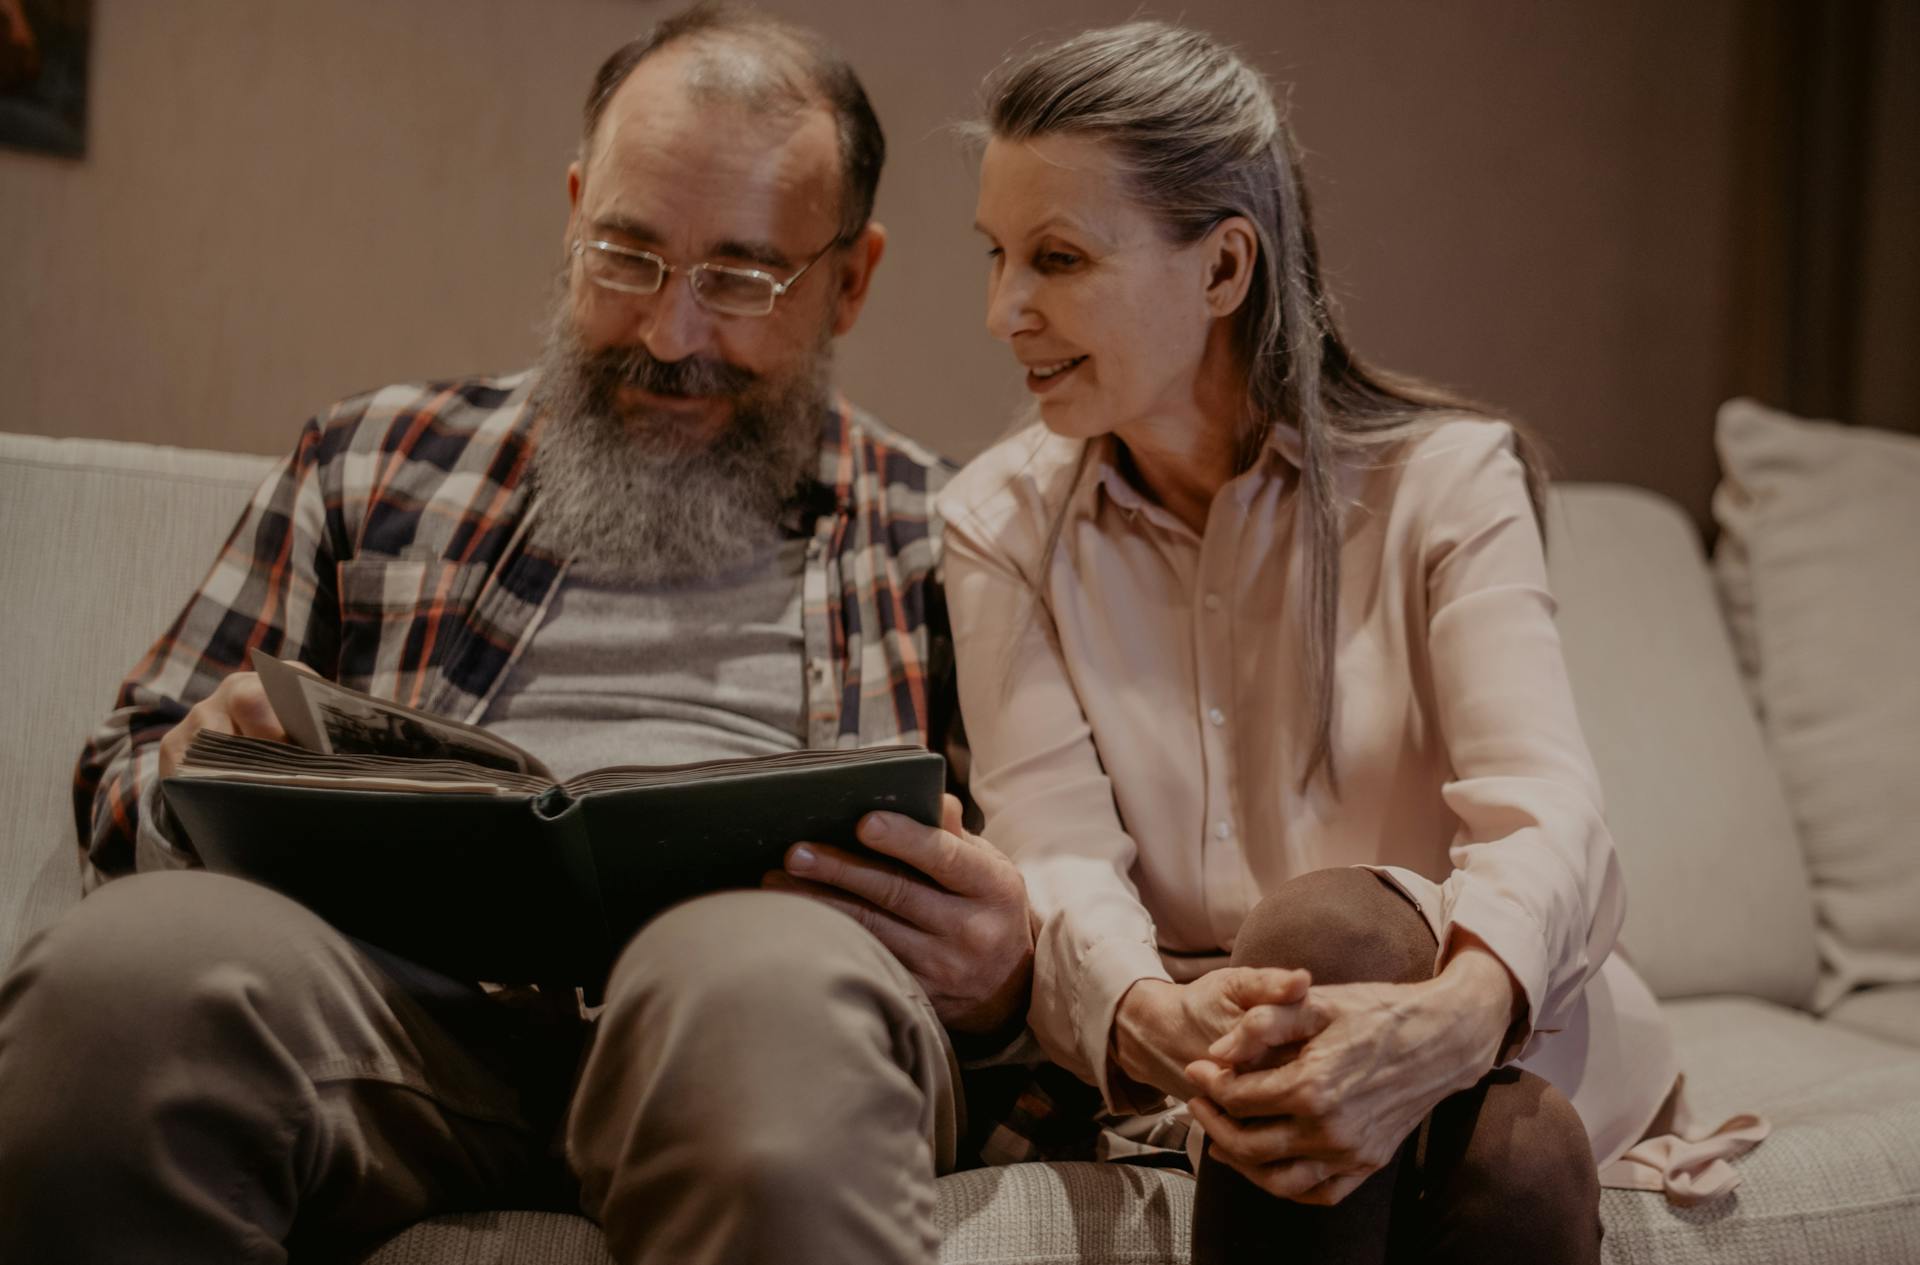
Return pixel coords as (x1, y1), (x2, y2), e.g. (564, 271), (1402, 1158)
(949, 965), (1032, 1050)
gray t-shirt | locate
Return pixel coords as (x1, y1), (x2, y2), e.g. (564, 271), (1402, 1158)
(480, 537), (809, 781)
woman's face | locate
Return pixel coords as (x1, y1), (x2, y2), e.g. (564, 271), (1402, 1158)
(975, 134), (1222, 441)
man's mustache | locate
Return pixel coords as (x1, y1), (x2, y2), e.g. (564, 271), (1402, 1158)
(584, 346), (757, 400)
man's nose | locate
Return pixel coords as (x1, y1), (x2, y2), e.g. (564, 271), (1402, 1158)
(634, 273), (719, 364)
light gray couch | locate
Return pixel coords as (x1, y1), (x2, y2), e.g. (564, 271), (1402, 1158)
(3, 428), (1917, 1263)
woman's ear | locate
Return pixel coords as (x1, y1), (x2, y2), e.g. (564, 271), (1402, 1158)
(1201, 215), (1258, 319)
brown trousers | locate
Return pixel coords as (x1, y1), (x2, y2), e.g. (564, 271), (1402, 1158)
(0, 871), (958, 1265)
(1192, 868), (1603, 1265)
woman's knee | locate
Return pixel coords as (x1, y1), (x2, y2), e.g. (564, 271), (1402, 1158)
(1425, 1070), (1601, 1262)
(1230, 868), (1435, 985)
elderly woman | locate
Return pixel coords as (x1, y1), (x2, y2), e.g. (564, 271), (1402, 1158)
(940, 21), (1760, 1263)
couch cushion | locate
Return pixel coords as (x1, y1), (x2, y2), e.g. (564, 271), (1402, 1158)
(1596, 995), (1920, 1264)
(1545, 486), (1818, 1008)
(0, 432), (276, 967)
(1827, 985), (1920, 1048)
(1712, 400), (1920, 1011)
(357, 1211), (612, 1265)
(935, 1161), (1193, 1265)
(368, 999), (1920, 1265)
(360, 1163), (1197, 1265)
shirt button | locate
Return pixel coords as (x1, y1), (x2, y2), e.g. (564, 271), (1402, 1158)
(1207, 707), (1225, 727)
(1203, 592), (1222, 612)
(1214, 821), (1231, 840)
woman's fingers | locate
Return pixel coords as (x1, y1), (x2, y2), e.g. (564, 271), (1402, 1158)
(1188, 1094), (1316, 1164)
(1208, 992), (1331, 1065)
(1187, 1054), (1332, 1122)
(1192, 1096), (1371, 1205)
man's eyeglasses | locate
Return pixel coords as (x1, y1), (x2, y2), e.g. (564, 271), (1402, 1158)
(571, 235), (844, 318)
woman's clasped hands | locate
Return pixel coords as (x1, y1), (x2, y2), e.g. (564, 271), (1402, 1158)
(1124, 948), (1517, 1207)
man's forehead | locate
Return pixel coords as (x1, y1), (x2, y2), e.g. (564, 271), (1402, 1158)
(581, 44), (842, 254)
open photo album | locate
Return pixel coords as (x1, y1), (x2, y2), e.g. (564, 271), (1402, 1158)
(161, 652), (946, 990)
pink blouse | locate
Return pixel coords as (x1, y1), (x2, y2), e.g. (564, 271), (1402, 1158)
(939, 417), (1763, 1200)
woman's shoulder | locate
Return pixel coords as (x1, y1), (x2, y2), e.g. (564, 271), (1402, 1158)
(1393, 415), (1523, 476)
(1359, 415), (1532, 514)
(937, 421), (1091, 540)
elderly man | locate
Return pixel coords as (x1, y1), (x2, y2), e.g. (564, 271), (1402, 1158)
(0, 9), (1033, 1264)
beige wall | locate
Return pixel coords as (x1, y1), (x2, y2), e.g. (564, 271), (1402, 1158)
(1, 0), (1752, 520)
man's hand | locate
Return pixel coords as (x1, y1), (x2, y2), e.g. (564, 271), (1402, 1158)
(1182, 948), (1515, 1206)
(156, 671), (290, 781)
(763, 794), (1034, 1036)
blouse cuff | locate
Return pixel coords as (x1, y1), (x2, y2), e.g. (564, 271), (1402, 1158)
(1440, 884), (1553, 1062)
(1070, 937), (1174, 1116)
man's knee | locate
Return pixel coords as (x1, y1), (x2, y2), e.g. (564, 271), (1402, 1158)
(583, 891), (948, 1147)
(602, 889), (911, 1026)
(0, 872), (355, 1198)
(2, 870), (348, 1036)
(1230, 867), (1435, 985)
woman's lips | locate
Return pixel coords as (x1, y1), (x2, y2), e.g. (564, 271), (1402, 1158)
(1025, 355), (1088, 393)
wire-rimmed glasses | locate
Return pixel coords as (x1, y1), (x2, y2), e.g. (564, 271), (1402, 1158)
(571, 235), (843, 318)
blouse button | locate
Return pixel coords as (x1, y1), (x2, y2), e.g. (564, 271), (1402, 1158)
(1214, 821), (1231, 840)
(1203, 592), (1223, 612)
(1207, 706), (1225, 727)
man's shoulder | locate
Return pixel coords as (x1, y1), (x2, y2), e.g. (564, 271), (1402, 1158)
(837, 400), (959, 497)
(309, 371), (539, 467)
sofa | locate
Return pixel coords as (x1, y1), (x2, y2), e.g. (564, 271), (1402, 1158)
(2, 401), (1917, 1263)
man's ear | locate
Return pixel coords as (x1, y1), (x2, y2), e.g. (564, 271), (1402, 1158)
(564, 159), (584, 252)
(1201, 215), (1258, 319)
(830, 221), (888, 337)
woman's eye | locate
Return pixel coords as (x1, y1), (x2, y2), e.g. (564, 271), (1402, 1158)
(1037, 250), (1082, 271)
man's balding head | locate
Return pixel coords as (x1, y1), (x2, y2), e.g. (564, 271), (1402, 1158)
(581, 5), (884, 240)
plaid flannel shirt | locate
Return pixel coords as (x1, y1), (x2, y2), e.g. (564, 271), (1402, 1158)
(74, 370), (962, 890)
(70, 369), (1113, 1169)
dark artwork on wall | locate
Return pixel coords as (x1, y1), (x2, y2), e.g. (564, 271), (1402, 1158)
(0, 0), (90, 158)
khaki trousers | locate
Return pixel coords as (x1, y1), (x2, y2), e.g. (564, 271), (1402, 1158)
(0, 871), (960, 1265)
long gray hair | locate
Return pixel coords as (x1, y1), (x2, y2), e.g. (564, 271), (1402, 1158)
(982, 21), (1547, 793)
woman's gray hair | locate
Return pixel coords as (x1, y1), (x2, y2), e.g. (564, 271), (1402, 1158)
(979, 21), (1546, 793)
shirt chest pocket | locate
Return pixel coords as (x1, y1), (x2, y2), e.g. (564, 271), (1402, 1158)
(336, 556), (490, 698)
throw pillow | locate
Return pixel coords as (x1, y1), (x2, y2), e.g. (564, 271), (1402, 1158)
(1713, 398), (1920, 1010)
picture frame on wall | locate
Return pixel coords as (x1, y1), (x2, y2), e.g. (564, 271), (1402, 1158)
(0, 0), (91, 159)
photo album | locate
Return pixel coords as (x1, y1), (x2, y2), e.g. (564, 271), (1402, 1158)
(161, 652), (946, 990)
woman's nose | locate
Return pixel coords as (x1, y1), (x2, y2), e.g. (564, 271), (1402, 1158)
(985, 268), (1040, 342)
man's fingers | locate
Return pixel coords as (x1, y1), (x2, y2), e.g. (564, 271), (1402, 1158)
(850, 810), (1011, 901)
(780, 843), (954, 932)
(939, 793), (967, 837)
(761, 870), (935, 964)
(222, 677), (288, 742)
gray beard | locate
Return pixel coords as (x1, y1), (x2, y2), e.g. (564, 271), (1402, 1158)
(526, 311), (828, 585)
